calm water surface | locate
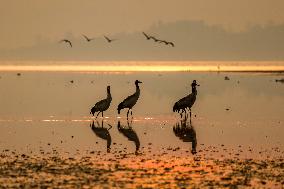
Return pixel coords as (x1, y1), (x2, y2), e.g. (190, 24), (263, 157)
(0, 68), (283, 158)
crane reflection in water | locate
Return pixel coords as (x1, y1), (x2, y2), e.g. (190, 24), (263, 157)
(173, 115), (197, 154)
(117, 119), (140, 154)
(90, 120), (112, 153)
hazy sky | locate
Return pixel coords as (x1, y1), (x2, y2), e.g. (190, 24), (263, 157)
(1, 0), (284, 49)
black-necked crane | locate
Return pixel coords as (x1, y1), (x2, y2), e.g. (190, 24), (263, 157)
(117, 80), (142, 120)
(90, 120), (112, 153)
(59, 39), (72, 47)
(90, 86), (112, 119)
(117, 120), (140, 153)
(82, 34), (95, 42)
(173, 80), (199, 118)
(104, 36), (116, 43)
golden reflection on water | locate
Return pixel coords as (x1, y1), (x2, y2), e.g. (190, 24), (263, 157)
(0, 61), (284, 72)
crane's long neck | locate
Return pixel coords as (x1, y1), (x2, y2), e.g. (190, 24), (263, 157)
(192, 86), (197, 95)
(107, 90), (112, 100)
(136, 84), (140, 95)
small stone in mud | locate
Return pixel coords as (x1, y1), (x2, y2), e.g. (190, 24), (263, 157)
(71, 136), (74, 138)
(224, 76), (230, 80)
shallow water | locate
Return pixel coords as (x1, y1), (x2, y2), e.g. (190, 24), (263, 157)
(0, 71), (283, 157)
(0, 70), (284, 188)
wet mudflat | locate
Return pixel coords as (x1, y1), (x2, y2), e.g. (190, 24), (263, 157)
(0, 71), (283, 188)
(0, 150), (283, 188)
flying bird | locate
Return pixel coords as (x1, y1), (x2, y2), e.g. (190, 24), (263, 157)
(168, 42), (175, 47)
(117, 80), (142, 120)
(82, 34), (95, 42)
(90, 86), (112, 119)
(104, 36), (116, 43)
(59, 39), (72, 47)
(142, 32), (151, 40)
(173, 80), (200, 118)
(149, 36), (160, 42)
(159, 40), (169, 45)
(159, 40), (175, 47)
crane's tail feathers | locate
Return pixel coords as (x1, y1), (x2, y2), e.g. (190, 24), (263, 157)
(173, 103), (179, 112)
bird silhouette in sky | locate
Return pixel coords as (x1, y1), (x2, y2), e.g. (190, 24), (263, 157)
(142, 32), (152, 40)
(104, 36), (116, 43)
(82, 34), (95, 42)
(59, 39), (72, 47)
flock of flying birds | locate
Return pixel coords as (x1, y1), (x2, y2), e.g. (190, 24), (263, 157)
(59, 32), (174, 48)
(142, 32), (174, 47)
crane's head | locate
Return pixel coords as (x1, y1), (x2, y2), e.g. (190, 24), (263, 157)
(135, 80), (142, 85)
(107, 86), (111, 93)
(192, 80), (200, 87)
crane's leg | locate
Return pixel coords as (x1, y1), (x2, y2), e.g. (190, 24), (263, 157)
(102, 111), (104, 118)
(186, 108), (188, 118)
(180, 110), (183, 118)
(127, 109), (130, 120)
(95, 112), (100, 119)
(130, 109), (133, 120)
(189, 109), (192, 119)
(184, 111), (188, 121)
(90, 120), (94, 128)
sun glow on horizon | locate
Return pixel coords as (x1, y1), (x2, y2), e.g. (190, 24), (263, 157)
(0, 61), (283, 72)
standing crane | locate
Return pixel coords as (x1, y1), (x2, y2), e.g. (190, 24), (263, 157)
(117, 80), (142, 120)
(90, 86), (112, 119)
(173, 80), (200, 118)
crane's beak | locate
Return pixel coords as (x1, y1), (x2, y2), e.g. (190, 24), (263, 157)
(138, 81), (142, 83)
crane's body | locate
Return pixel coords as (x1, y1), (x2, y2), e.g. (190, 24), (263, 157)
(117, 80), (142, 119)
(90, 86), (112, 118)
(173, 80), (199, 118)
